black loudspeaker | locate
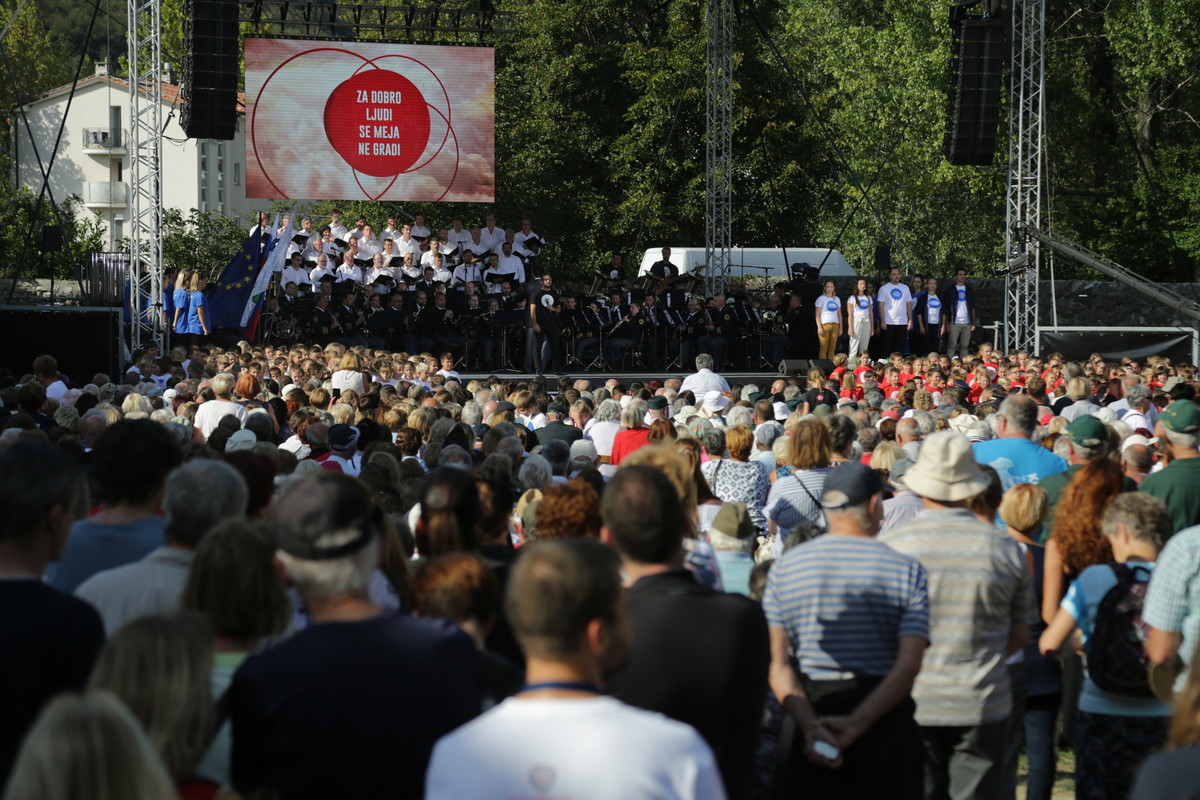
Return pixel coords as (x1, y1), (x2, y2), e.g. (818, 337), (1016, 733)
(41, 225), (63, 252)
(874, 245), (891, 274)
(808, 359), (836, 375)
(779, 359), (807, 376)
(183, 0), (239, 140)
(944, 18), (1006, 166)
(0, 307), (121, 382)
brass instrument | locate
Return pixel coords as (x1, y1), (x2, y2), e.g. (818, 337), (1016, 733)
(761, 310), (789, 335)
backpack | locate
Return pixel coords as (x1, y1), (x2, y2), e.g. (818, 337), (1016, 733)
(1087, 563), (1153, 697)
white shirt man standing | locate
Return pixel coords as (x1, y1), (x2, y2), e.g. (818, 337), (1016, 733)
(426, 538), (725, 800)
(876, 268), (913, 358)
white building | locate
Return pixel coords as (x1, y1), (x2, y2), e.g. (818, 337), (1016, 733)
(9, 64), (257, 250)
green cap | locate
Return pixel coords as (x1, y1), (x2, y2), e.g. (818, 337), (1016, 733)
(1066, 415), (1107, 447)
(1160, 400), (1200, 433)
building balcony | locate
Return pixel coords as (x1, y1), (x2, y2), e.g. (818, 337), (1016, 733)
(82, 181), (128, 208)
(81, 127), (127, 156)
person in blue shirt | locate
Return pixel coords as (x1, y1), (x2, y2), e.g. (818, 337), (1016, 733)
(186, 275), (210, 343)
(973, 395), (1067, 492)
(1039, 492), (1173, 800)
(171, 270), (192, 345)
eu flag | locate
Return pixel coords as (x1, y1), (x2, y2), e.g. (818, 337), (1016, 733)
(208, 219), (278, 330)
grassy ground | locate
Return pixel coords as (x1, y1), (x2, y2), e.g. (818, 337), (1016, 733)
(1017, 751), (1076, 800)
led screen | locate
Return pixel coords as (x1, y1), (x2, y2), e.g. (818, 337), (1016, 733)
(244, 37), (495, 202)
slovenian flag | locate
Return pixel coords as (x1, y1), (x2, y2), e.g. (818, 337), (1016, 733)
(208, 213), (280, 331)
(240, 211), (295, 341)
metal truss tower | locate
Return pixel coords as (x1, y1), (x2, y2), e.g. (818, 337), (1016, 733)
(127, 0), (165, 354)
(705, 0), (732, 297)
(1003, 0), (1045, 353)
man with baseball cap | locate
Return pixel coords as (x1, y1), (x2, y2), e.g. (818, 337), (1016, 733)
(764, 462), (929, 798)
(1038, 415), (1136, 530)
(318, 423), (362, 476)
(881, 431), (1034, 800)
(1144, 402), (1200, 705)
(1140, 399), (1200, 537)
(229, 474), (480, 799)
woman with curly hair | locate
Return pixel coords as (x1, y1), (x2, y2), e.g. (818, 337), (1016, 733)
(534, 479), (602, 540)
(1041, 459), (1124, 624)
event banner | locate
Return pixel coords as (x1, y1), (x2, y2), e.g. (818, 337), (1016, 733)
(244, 38), (495, 202)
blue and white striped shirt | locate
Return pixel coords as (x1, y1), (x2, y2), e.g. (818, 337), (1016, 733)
(763, 535), (929, 681)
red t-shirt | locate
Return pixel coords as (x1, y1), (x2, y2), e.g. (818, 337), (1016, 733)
(610, 427), (652, 466)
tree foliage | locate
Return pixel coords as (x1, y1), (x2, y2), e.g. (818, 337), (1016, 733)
(14, 0), (1200, 282)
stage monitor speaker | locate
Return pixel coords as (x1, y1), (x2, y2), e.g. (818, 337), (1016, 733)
(0, 307), (122, 382)
(779, 359), (807, 376)
(182, 0), (239, 140)
(874, 245), (891, 274)
(808, 359), (836, 375)
(41, 225), (63, 252)
(944, 18), (1006, 167)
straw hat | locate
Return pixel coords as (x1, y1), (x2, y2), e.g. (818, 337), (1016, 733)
(901, 430), (990, 502)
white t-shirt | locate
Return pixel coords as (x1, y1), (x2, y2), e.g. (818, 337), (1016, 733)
(44, 379), (68, 402)
(331, 369), (367, 394)
(814, 295), (842, 325)
(953, 284), (970, 324)
(194, 399), (248, 438)
(425, 696), (725, 800)
(924, 293), (943, 325)
(876, 282), (913, 325)
(848, 295), (872, 327)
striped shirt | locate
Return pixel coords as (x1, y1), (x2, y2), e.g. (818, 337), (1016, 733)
(880, 508), (1035, 726)
(763, 467), (829, 535)
(763, 535), (929, 681)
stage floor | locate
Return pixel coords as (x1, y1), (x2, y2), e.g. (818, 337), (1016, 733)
(451, 371), (789, 387)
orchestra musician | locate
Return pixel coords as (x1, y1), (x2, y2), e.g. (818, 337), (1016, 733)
(407, 290), (435, 355)
(698, 292), (741, 372)
(333, 289), (367, 346)
(430, 292), (466, 357)
(603, 301), (646, 368)
(679, 297), (707, 369)
(306, 293), (337, 347)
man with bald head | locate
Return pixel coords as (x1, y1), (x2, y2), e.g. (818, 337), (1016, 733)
(896, 417), (921, 461)
(972, 395), (1067, 491)
(1121, 440), (1153, 485)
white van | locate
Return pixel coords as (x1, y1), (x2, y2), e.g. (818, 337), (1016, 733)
(637, 246), (856, 279)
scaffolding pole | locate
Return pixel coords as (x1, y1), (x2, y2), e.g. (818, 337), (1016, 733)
(127, 0), (164, 355)
(1003, 0), (1044, 353)
(704, 0), (732, 297)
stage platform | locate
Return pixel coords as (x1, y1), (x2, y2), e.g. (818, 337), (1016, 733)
(448, 371), (793, 387)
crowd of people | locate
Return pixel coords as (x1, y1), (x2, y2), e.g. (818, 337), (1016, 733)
(2, 329), (1200, 800)
(163, 209), (992, 376)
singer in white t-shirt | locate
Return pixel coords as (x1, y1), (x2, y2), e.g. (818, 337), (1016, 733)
(875, 268), (912, 357)
(846, 277), (875, 361)
(813, 280), (843, 360)
(915, 277), (945, 356)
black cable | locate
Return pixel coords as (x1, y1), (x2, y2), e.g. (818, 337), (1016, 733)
(4, 0), (105, 304)
(817, 130), (905, 273)
(742, 0), (911, 272)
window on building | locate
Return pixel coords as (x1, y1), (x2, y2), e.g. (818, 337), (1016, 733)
(233, 162), (241, 185)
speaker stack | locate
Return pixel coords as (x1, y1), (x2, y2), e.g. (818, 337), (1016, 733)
(943, 16), (1006, 167)
(182, 0), (239, 140)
